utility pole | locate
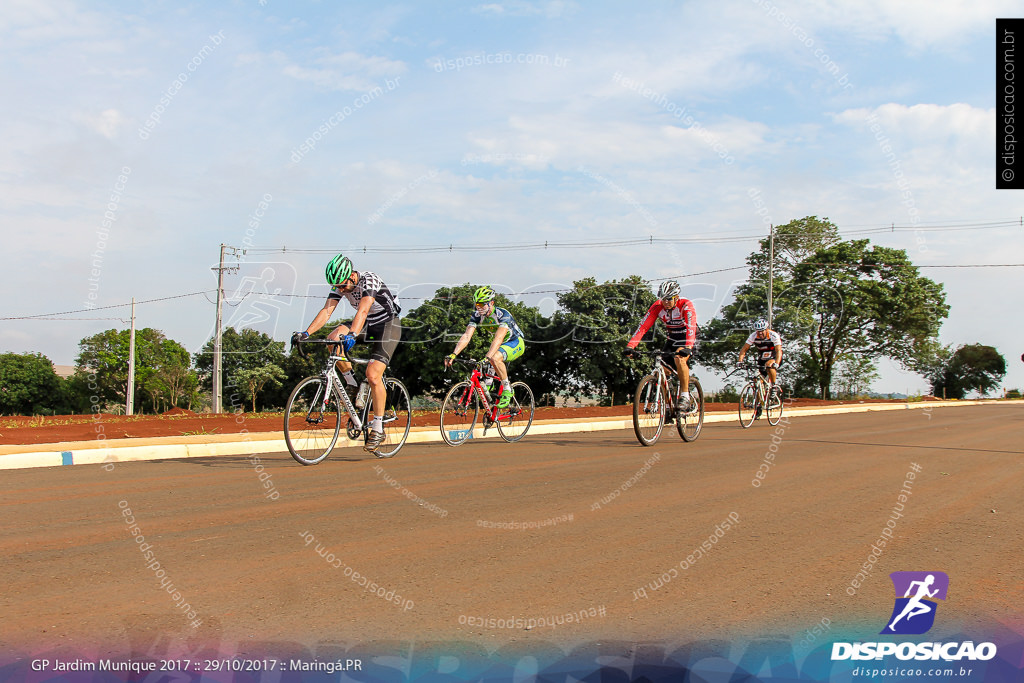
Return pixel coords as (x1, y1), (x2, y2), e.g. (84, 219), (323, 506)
(211, 244), (240, 413)
(768, 223), (774, 327)
(126, 297), (136, 415)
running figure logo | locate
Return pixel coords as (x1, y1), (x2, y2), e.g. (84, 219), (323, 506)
(881, 571), (949, 635)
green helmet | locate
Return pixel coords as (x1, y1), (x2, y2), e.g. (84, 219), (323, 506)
(325, 254), (353, 286)
(473, 285), (495, 304)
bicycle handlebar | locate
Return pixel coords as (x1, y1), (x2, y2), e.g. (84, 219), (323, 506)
(446, 356), (492, 372)
(291, 338), (372, 365)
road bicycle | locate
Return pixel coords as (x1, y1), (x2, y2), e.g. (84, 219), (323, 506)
(630, 348), (704, 446)
(440, 357), (535, 446)
(728, 361), (784, 428)
(284, 338), (412, 464)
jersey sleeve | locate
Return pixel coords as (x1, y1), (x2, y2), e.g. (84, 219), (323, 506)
(627, 302), (661, 348)
(681, 299), (696, 346)
(359, 272), (383, 296)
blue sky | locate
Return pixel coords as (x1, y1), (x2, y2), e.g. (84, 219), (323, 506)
(2, 0), (1022, 395)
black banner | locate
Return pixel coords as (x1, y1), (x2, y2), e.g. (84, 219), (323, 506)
(997, 18), (1024, 188)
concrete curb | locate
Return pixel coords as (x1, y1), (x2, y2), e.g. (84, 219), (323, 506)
(1, 399), (1018, 471)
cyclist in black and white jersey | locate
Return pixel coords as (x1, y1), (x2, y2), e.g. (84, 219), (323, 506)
(738, 318), (782, 386)
(292, 254), (401, 453)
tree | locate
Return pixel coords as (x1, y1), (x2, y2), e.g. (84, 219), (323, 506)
(76, 328), (181, 413)
(230, 364), (287, 412)
(0, 353), (64, 415)
(747, 215), (841, 282)
(194, 327), (287, 394)
(699, 217), (843, 377)
(930, 344), (1006, 399)
(388, 284), (492, 399)
(551, 275), (658, 405)
(389, 284), (557, 401)
(790, 240), (948, 398)
(831, 353), (880, 398)
(700, 218), (948, 398)
(141, 339), (196, 412)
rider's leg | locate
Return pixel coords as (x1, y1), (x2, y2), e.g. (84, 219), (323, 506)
(366, 360), (386, 430)
(488, 352), (508, 383)
(674, 350), (691, 407)
(327, 325), (359, 397)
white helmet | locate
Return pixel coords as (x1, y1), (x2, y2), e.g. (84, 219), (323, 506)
(657, 281), (680, 300)
(752, 319), (769, 331)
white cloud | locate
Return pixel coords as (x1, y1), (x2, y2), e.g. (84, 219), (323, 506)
(750, 0), (1019, 51)
(74, 108), (128, 139)
(472, 1), (577, 18)
(279, 49), (406, 92)
(833, 102), (992, 149)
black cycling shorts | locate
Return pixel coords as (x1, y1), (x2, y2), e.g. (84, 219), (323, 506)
(342, 317), (402, 365)
(661, 335), (693, 369)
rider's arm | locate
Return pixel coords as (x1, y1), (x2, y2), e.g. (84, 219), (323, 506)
(738, 341), (750, 363)
(681, 299), (697, 348)
(626, 303), (661, 349)
(305, 298), (340, 335)
(773, 332), (783, 365)
(348, 292), (375, 336)
(451, 325), (476, 356)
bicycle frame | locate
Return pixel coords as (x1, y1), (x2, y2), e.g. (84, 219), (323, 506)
(642, 353), (683, 412)
(729, 361), (783, 428)
(298, 341), (380, 433)
(453, 359), (513, 425)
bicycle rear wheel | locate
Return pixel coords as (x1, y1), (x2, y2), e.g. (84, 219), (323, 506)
(633, 374), (666, 446)
(440, 381), (479, 446)
(497, 382), (535, 442)
(373, 377), (412, 458)
(766, 385), (784, 426)
(678, 377), (704, 442)
(284, 376), (343, 465)
(738, 383), (757, 429)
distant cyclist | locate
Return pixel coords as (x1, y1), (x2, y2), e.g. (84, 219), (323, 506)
(291, 254), (401, 454)
(444, 286), (525, 409)
(625, 280), (697, 415)
(738, 319), (783, 387)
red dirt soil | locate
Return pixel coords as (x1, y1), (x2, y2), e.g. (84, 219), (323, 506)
(0, 397), (943, 445)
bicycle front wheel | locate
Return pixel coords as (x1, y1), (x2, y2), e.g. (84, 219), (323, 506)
(284, 376), (343, 465)
(497, 382), (535, 442)
(374, 377), (412, 458)
(766, 385), (784, 426)
(440, 381), (479, 446)
(633, 374), (666, 446)
(678, 377), (704, 442)
(738, 383), (757, 429)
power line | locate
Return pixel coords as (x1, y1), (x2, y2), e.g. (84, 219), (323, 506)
(0, 290), (216, 321)
(240, 218), (1023, 256)
(5, 261), (1021, 322)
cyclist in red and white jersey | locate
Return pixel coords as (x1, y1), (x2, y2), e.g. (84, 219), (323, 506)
(625, 280), (697, 412)
(738, 319), (782, 386)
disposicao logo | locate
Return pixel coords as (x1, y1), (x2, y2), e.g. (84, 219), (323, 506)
(881, 571), (948, 635)
(831, 571), (997, 662)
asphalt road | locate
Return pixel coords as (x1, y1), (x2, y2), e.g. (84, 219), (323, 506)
(2, 405), (1022, 661)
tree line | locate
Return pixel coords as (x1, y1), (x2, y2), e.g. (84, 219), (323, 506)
(1, 217), (1012, 415)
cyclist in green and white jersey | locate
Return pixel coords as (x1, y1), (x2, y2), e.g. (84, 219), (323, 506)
(444, 286), (525, 408)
